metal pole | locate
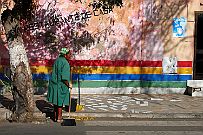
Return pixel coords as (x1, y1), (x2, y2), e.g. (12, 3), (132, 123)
(78, 74), (80, 105)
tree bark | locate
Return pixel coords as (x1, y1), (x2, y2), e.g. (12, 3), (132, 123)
(2, 13), (34, 122)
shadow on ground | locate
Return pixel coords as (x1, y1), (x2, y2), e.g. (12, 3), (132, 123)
(35, 100), (55, 121)
(35, 98), (77, 123)
(0, 95), (15, 111)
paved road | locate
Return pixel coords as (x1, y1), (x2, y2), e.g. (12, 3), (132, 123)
(0, 118), (203, 135)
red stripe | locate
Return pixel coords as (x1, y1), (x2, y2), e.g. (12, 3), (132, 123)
(70, 60), (141, 67)
(29, 60), (141, 67)
(29, 59), (54, 66)
(0, 58), (193, 67)
(141, 61), (162, 67)
(177, 61), (193, 67)
(0, 58), (10, 65)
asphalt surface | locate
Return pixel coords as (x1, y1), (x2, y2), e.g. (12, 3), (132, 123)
(0, 118), (203, 135)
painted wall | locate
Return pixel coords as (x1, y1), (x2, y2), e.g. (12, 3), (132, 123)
(0, 0), (197, 94)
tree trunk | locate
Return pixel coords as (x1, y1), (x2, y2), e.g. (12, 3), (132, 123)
(3, 14), (35, 122)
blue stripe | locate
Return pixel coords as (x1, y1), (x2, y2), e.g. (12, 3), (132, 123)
(141, 74), (192, 81)
(0, 73), (192, 81)
(32, 74), (51, 80)
(73, 74), (141, 80)
(0, 73), (11, 82)
(74, 74), (192, 81)
(31, 74), (192, 81)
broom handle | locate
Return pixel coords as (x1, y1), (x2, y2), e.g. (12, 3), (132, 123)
(78, 74), (80, 105)
(69, 66), (72, 118)
(69, 87), (72, 118)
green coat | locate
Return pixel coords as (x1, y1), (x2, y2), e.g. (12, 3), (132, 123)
(47, 56), (70, 106)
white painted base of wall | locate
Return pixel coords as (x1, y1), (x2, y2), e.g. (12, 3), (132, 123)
(140, 88), (186, 94)
(187, 80), (203, 97)
(192, 90), (203, 96)
(71, 87), (186, 95)
(186, 87), (203, 97)
(34, 87), (186, 95)
(71, 87), (140, 94)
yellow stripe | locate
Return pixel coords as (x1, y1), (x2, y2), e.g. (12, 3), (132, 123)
(141, 68), (162, 74)
(72, 67), (141, 74)
(30, 66), (52, 74)
(0, 65), (10, 73)
(177, 68), (192, 74)
(0, 65), (3, 73)
(72, 67), (192, 74)
(20, 66), (193, 75)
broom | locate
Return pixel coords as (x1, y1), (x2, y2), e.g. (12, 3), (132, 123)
(61, 86), (76, 126)
(76, 74), (84, 111)
(61, 69), (76, 126)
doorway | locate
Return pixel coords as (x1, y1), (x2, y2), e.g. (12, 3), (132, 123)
(194, 12), (203, 79)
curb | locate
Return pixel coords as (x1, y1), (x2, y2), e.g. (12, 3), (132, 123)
(33, 112), (203, 119)
(64, 112), (203, 119)
(1, 111), (203, 121)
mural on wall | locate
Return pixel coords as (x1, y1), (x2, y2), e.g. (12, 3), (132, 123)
(0, 0), (8, 59)
(172, 17), (187, 38)
(139, 0), (163, 61)
(0, 0), (167, 61)
(0, 0), (193, 94)
(0, 0), (193, 63)
(19, 0), (130, 60)
(0, 0), (193, 61)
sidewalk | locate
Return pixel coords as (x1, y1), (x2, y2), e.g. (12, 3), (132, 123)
(1, 92), (203, 121)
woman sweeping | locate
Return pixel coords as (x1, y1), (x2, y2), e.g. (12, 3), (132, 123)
(47, 48), (72, 123)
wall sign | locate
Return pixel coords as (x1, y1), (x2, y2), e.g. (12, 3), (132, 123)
(172, 17), (187, 38)
(162, 57), (177, 74)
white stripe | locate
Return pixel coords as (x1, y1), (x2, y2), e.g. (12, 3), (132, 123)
(85, 131), (203, 135)
(71, 87), (186, 94)
(83, 121), (203, 126)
